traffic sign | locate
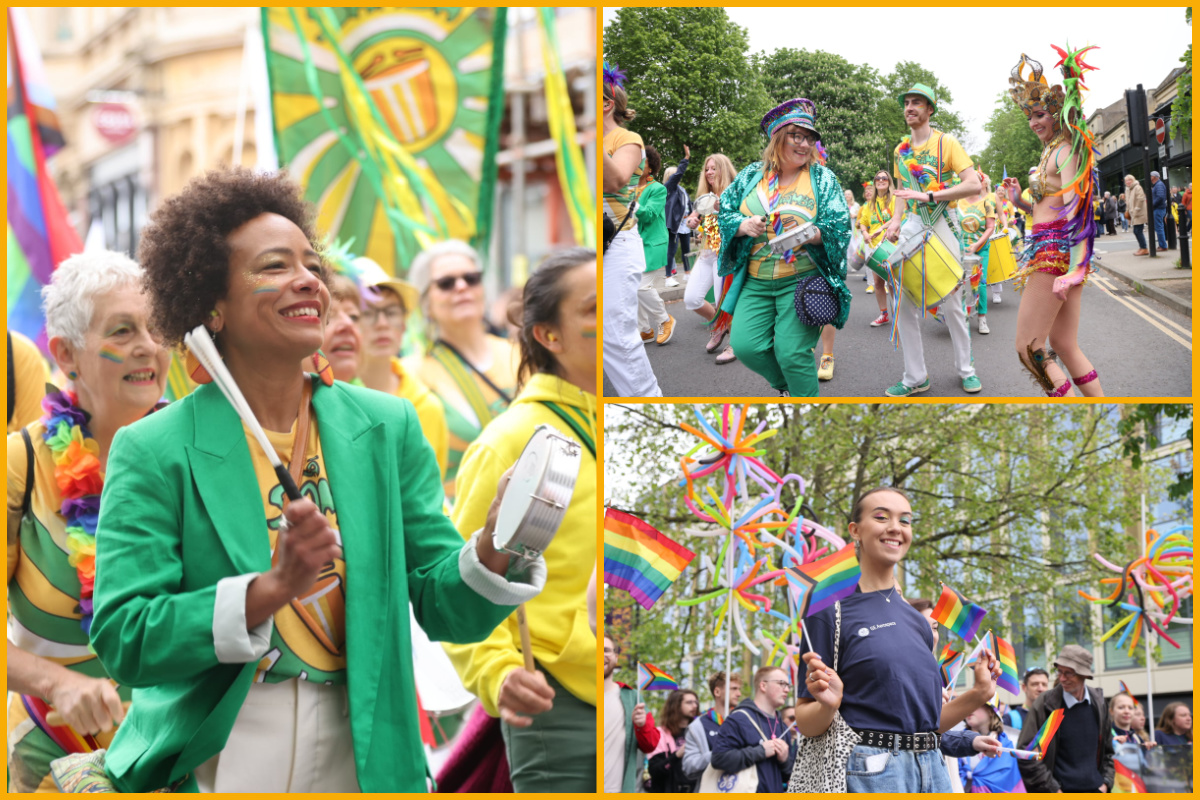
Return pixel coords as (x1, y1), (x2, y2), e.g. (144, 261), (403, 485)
(1155, 118), (1166, 144)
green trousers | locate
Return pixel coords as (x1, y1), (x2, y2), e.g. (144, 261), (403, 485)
(730, 272), (822, 396)
(975, 244), (991, 316)
(501, 667), (596, 792)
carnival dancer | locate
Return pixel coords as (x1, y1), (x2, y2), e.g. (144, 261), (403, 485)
(882, 84), (983, 397)
(6, 251), (169, 793)
(716, 98), (851, 397)
(862, 171), (898, 326)
(1001, 50), (1104, 397)
(635, 144), (687, 345)
(445, 248), (598, 792)
(85, 168), (543, 793)
(685, 153), (739, 365)
(956, 171), (997, 335)
(405, 240), (518, 499)
(793, 487), (1003, 793)
(602, 61), (663, 397)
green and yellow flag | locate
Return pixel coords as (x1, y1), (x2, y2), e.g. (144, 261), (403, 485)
(262, 7), (507, 275)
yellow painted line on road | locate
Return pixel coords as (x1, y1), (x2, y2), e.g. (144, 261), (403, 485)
(1091, 276), (1191, 351)
(1091, 275), (1191, 339)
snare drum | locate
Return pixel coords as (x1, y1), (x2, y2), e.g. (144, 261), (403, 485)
(886, 229), (964, 309)
(865, 239), (898, 281)
(493, 425), (582, 567)
(985, 232), (1018, 284)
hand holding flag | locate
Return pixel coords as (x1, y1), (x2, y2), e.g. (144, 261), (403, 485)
(931, 582), (988, 643)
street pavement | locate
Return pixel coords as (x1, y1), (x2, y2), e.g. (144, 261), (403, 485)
(604, 228), (1192, 398)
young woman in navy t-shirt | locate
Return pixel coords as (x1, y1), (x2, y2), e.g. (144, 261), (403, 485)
(795, 487), (1003, 792)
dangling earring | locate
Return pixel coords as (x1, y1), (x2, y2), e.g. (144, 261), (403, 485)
(310, 350), (334, 387)
(186, 325), (218, 385)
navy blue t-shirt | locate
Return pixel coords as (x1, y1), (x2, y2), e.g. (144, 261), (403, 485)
(798, 588), (942, 734)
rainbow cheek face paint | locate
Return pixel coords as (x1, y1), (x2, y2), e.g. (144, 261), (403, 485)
(98, 347), (124, 364)
(582, 324), (597, 339)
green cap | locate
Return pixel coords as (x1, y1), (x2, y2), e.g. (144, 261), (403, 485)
(898, 83), (937, 113)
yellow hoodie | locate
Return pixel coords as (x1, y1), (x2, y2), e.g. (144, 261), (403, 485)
(444, 372), (597, 714)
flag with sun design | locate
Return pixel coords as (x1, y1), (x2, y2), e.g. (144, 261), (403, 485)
(262, 7), (507, 276)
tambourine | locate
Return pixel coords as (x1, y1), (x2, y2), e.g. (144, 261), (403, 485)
(768, 221), (818, 256)
(493, 425), (581, 569)
(694, 192), (719, 216)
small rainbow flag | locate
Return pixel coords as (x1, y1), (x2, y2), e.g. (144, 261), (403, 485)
(707, 708), (725, 726)
(1030, 708), (1064, 755)
(931, 582), (988, 643)
(785, 544), (861, 618)
(638, 662), (678, 692)
(1117, 679), (1140, 707)
(938, 644), (964, 688)
(994, 633), (1020, 696)
(1113, 760), (1147, 793)
(604, 509), (695, 610)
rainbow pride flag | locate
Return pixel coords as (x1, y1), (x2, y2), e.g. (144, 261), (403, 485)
(938, 644), (964, 688)
(1117, 679), (1140, 707)
(637, 662), (678, 692)
(1113, 759), (1147, 793)
(604, 509), (695, 610)
(785, 544), (860, 618)
(7, 7), (83, 351)
(1030, 707), (1064, 755)
(994, 633), (1020, 696)
(931, 582), (988, 643)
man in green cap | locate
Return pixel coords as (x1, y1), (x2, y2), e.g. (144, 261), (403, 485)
(883, 84), (984, 397)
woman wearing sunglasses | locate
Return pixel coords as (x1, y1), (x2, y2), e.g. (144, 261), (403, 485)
(794, 487), (1002, 792)
(861, 171), (897, 328)
(406, 241), (517, 502)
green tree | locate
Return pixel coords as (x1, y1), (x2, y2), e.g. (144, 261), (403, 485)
(603, 403), (1172, 684)
(603, 8), (770, 173)
(756, 48), (892, 196)
(882, 61), (968, 146)
(1171, 8), (1191, 140)
(1117, 404), (1193, 501)
(978, 90), (1044, 190)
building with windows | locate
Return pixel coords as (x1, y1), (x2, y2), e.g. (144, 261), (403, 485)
(1092, 66), (1191, 198)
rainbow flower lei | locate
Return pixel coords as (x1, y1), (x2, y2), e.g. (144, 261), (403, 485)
(897, 137), (947, 194)
(40, 390), (104, 633)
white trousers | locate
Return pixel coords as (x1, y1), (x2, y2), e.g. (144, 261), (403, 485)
(894, 214), (976, 386)
(637, 268), (670, 332)
(194, 679), (361, 793)
(683, 249), (722, 311)
(603, 230), (663, 397)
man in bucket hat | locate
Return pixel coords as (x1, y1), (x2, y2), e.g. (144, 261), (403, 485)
(1015, 645), (1115, 793)
(883, 83), (984, 397)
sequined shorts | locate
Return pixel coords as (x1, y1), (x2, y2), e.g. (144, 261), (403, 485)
(1014, 218), (1074, 289)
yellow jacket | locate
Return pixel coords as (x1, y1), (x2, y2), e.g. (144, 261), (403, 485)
(391, 357), (449, 478)
(444, 372), (596, 714)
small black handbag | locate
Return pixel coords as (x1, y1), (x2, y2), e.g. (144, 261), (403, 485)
(793, 272), (840, 327)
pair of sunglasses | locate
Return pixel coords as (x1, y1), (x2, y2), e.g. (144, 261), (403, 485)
(433, 271), (483, 291)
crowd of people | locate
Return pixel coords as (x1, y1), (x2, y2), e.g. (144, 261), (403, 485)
(6, 167), (598, 793)
(603, 46), (1194, 398)
(603, 487), (1193, 793)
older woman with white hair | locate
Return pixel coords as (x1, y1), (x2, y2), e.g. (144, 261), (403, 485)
(403, 239), (517, 501)
(6, 250), (168, 792)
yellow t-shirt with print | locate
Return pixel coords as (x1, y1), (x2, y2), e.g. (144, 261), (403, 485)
(741, 170), (818, 280)
(892, 130), (972, 215)
(247, 417), (347, 685)
(7, 332), (49, 433)
(603, 127), (645, 233)
(957, 194), (997, 248)
(858, 195), (897, 247)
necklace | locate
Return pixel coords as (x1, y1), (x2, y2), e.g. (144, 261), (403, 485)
(881, 583), (898, 603)
(1032, 131), (1067, 203)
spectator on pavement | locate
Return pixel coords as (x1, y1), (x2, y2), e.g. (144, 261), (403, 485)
(1124, 175), (1149, 255)
(1117, 193), (1128, 232)
(648, 688), (700, 792)
(1153, 702), (1192, 746)
(1103, 192), (1117, 235)
(710, 665), (796, 792)
(603, 635), (660, 792)
(1150, 171), (1169, 250)
(1005, 667), (1050, 731)
(682, 671), (743, 782)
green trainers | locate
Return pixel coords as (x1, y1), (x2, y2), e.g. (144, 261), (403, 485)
(885, 378), (930, 397)
(962, 375), (982, 393)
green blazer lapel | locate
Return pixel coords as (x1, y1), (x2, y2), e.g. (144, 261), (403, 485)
(311, 382), (390, 754)
(185, 384), (273, 575)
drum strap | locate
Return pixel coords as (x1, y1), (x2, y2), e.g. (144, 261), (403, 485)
(896, 132), (948, 226)
(539, 401), (595, 459)
(431, 340), (512, 427)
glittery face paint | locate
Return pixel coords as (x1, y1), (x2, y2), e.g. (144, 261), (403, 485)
(98, 346), (125, 363)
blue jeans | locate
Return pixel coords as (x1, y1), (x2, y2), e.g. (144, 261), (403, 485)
(1133, 224), (1147, 249)
(1153, 208), (1168, 248)
(844, 744), (953, 793)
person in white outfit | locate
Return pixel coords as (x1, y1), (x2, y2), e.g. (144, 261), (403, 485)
(684, 153), (739, 365)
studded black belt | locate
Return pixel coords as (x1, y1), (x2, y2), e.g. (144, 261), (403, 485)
(855, 728), (941, 752)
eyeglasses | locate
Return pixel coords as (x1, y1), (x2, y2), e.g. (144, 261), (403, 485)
(432, 271), (483, 292)
(766, 679), (793, 690)
(361, 306), (406, 326)
(1054, 666), (1079, 679)
(875, 176), (890, 182)
(784, 130), (817, 145)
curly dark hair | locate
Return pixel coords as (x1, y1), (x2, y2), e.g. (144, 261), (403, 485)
(137, 167), (320, 347)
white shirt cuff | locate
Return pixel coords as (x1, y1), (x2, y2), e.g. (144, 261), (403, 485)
(213, 572), (274, 663)
(458, 530), (546, 606)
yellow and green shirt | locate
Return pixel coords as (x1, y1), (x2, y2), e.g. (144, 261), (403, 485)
(603, 127), (645, 234)
(390, 357), (449, 480)
(7, 332), (49, 434)
(957, 194), (997, 249)
(858, 194), (897, 248)
(893, 130), (972, 215)
(742, 170), (818, 280)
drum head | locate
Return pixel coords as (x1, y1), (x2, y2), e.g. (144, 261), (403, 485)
(493, 425), (582, 560)
(694, 193), (718, 216)
(494, 431), (554, 552)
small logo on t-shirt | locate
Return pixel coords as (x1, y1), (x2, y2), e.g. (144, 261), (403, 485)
(709, 730), (719, 737)
(858, 627), (870, 637)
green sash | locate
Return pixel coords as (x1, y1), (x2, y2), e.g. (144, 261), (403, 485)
(540, 401), (595, 459)
(896, 131), (948, 227)
(430, 342), (507, 428)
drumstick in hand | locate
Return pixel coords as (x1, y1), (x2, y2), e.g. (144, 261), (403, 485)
(517, 604), (536, 672)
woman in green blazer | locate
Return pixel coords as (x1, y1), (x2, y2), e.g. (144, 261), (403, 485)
(87, 169), (543, 793)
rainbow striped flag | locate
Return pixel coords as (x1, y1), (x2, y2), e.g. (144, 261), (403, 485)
(1117, 679), (1140, 707)
(1030, 708), (1064, 755)
(937, 644), (964, 688)
(931, 583), (988, 643)
(994, 633), (1020, 696)
(1113, 760), (1147, 793)
(637, 662), (678, 692)
(7, 7), (83, 351)
(604, 509), (695, 610)
(785, 544), (860, 618)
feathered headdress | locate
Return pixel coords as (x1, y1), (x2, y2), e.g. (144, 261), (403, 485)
(603, 60), (627, 93)
(1008, 54), (1066, 118)
(1049, 43), (1101, 274)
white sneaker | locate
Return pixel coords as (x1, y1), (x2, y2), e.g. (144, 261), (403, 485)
(978, 318), (990, 335)
(664, 276), (680, 288)
(991, 292), (1001, 304)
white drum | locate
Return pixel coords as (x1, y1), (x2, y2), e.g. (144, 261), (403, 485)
(493, 425), (582, 567)
(694, 193), (719, 216)
(768, 221), (818, 256)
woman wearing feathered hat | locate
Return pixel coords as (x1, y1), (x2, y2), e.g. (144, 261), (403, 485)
(1000, 48), (1104, 397)
(715, 98), (852, 397)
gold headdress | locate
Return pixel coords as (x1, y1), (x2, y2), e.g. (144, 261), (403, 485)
(1009, 54), (1065, 118)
